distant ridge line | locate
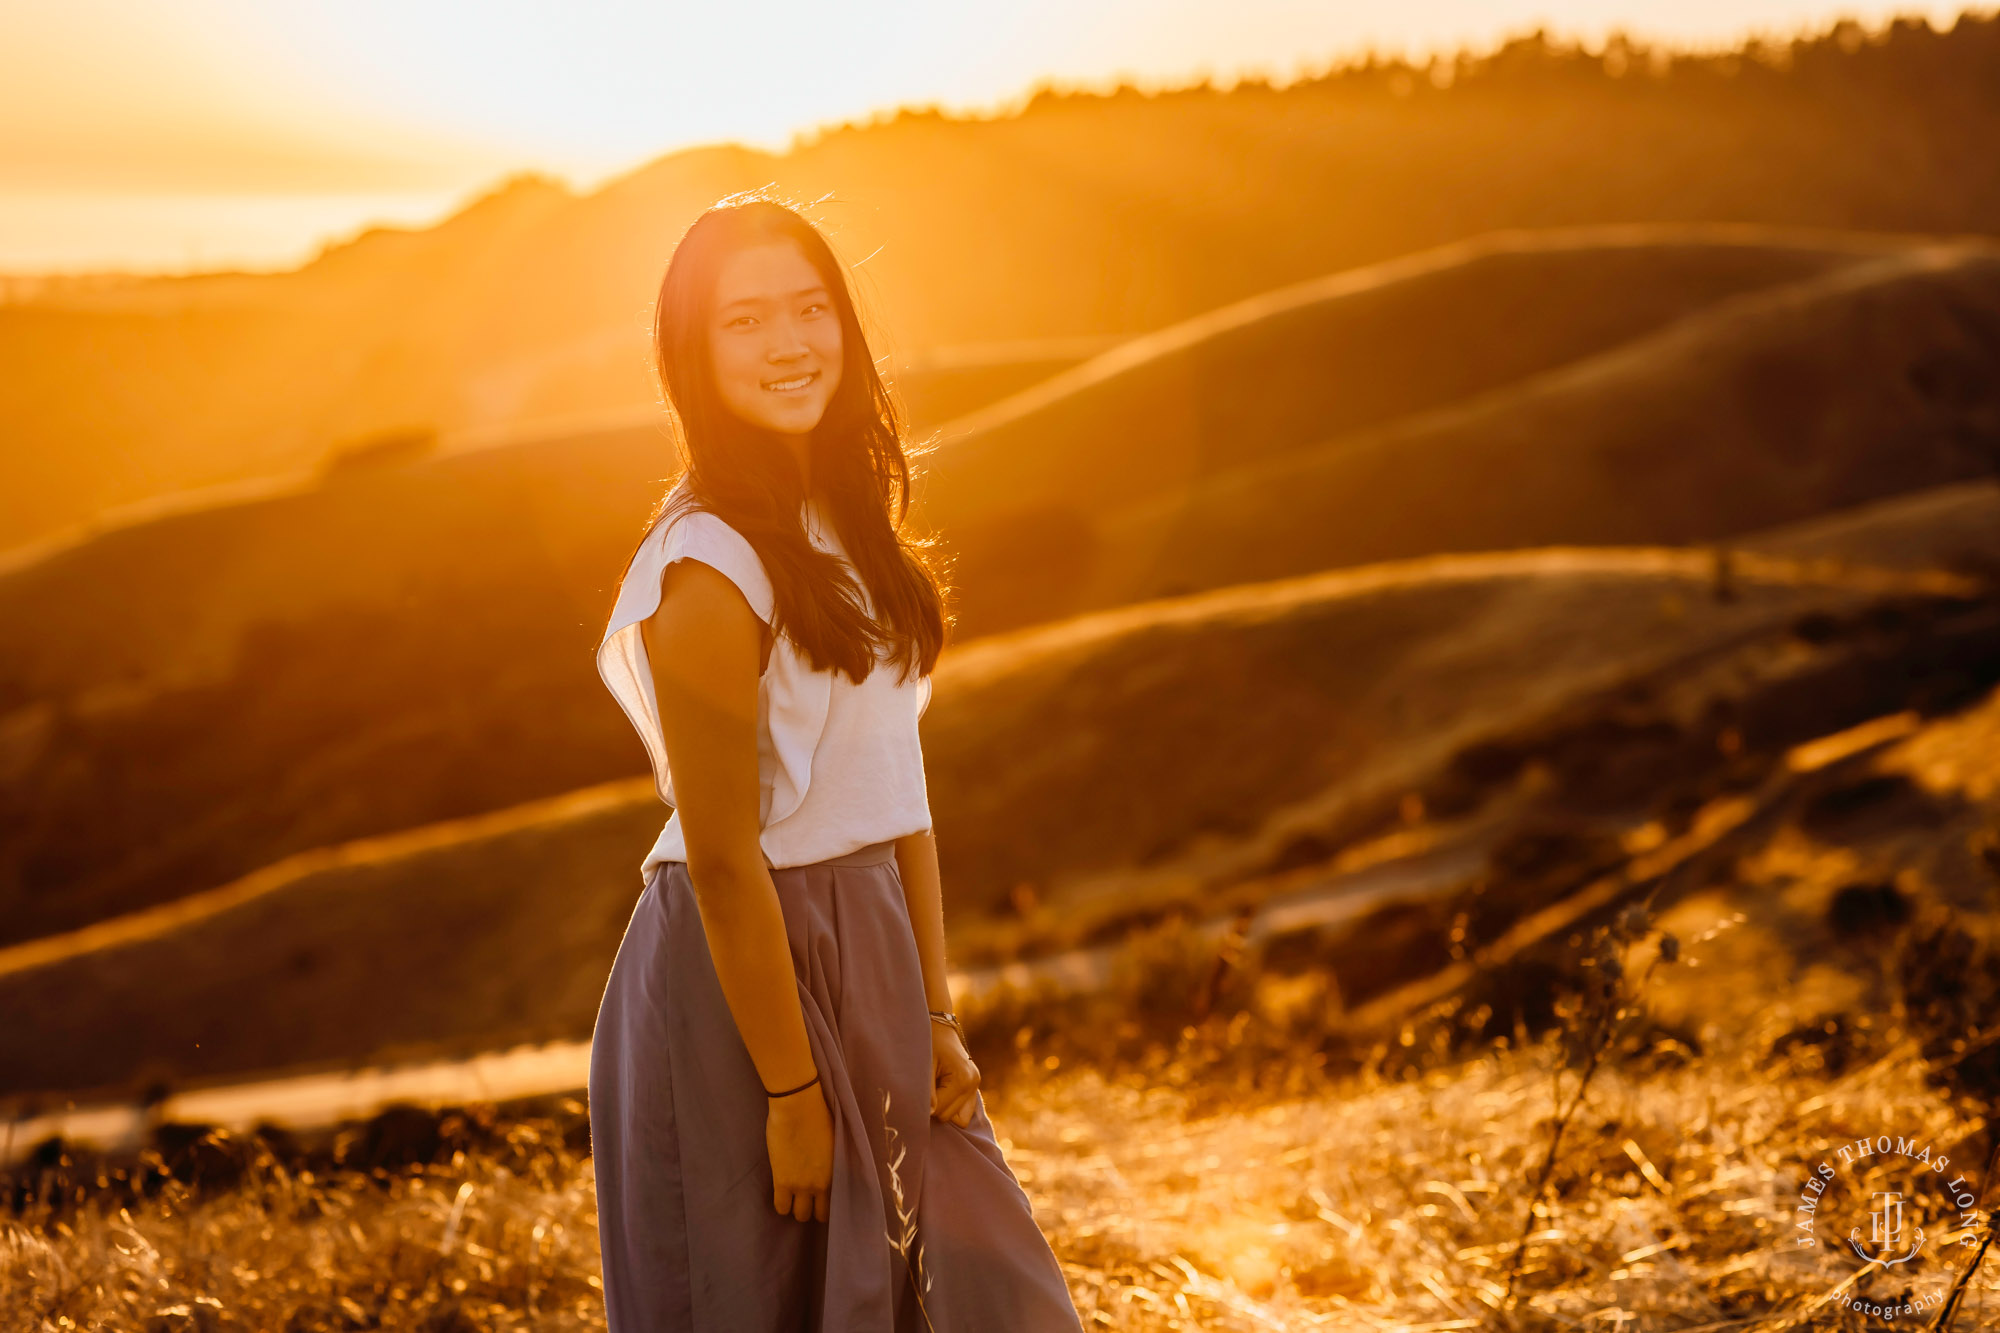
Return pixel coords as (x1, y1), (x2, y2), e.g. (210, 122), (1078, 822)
(936, 545), (1983, 678)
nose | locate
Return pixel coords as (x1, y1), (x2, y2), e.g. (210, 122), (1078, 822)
(766, 315), (811, 362)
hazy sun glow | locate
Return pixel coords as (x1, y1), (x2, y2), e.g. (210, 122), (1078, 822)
(0, 0), (1980, 271)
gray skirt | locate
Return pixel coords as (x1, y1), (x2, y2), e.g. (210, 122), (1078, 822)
(588, 840), (1084, 1332)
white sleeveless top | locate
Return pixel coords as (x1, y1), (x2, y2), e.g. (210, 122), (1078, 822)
(596, 482), (935, 880)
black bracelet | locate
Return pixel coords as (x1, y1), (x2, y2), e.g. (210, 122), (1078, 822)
(765, 1071), (821, 1099)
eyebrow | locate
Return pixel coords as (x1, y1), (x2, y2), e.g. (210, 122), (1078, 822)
(718, 285), (830, 312)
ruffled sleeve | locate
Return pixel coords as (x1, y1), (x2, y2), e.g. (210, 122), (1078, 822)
(596, 506), (779, 806)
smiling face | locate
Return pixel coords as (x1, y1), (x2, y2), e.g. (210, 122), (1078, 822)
(707, 238), (845, 439)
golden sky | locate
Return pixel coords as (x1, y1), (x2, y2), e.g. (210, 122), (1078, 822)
(0, 0), (1975, 271)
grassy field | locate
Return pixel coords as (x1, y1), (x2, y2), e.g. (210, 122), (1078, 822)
(7, 932), (1996, 1331)
(8, 661), (2000, 1327)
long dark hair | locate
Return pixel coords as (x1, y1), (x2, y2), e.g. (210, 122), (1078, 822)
(640, 189), (950, 685)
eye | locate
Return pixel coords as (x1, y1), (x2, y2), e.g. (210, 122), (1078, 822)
(726, 315), (756, 329)
(803, 302), (828, 316)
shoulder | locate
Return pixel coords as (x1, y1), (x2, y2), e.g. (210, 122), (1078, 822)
(651, 504), (775, 626)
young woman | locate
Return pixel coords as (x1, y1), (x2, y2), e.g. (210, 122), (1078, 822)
(588, 193), (1085, 1332)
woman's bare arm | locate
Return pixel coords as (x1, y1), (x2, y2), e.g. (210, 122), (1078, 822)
(894, 829), (953, 1012)
(896, 828), (981, 1125)
(643, 558), (829, 1218)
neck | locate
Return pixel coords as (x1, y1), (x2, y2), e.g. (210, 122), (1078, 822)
(784, 432), (812, 499)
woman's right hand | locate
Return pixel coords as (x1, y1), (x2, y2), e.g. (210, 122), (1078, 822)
(766, 1086), (833, 1222)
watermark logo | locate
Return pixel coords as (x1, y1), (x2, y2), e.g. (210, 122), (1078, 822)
(1853, 1190), (1924, 1266)
(1793, 1132), (1985, 1321)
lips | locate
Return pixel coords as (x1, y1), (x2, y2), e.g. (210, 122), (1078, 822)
(763, 370), (819, 393)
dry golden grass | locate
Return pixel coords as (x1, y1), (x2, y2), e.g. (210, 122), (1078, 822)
(5, 1114), (605, 1331)
(1008, 1035), (1995, 1330)
(7, 1009), (1995, 1332)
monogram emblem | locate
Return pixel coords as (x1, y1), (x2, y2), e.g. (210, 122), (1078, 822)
(1849, 1190), (1926, 1266)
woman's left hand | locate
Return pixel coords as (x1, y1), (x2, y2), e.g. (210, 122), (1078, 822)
(930, 1021), (981, 1127)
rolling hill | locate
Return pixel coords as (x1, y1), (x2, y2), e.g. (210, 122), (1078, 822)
(2, 484), (1994, 1100)
(2, 230), (1994, 943)
(937, 244), (2000, 631)
(915, 227), (1891, 541)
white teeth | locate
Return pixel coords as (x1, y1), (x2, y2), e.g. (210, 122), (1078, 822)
(764, 372), (815, 391)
